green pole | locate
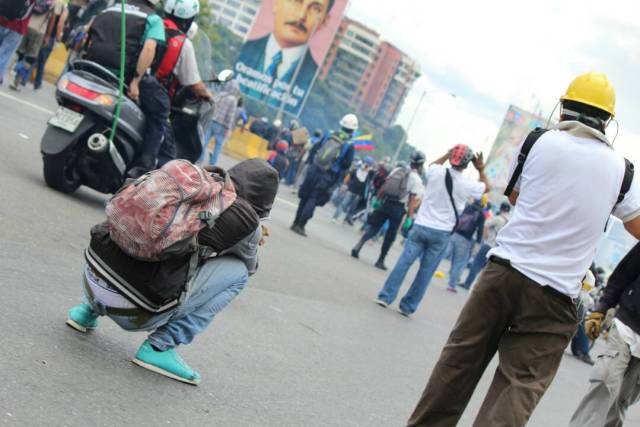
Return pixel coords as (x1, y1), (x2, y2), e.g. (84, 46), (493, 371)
(109, 0), (126, 142)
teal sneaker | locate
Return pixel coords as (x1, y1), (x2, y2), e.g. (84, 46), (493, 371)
(132, 340), (201, 385)
(66, 303), (99, 333)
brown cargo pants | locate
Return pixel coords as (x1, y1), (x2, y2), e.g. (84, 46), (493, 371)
(407, 259), (578, 427)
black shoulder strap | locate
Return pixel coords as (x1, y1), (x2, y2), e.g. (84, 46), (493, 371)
(445, 169), (459, 230)
(504, 128), (548, 197)
(617, 158), (634, 205)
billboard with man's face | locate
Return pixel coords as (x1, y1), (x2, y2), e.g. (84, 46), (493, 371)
(235, 0), (349, 116)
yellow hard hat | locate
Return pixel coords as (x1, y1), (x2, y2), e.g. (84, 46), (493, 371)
(560, 72), (616, 116)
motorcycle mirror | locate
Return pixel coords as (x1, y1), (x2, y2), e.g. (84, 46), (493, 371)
(217, 69), (234, 83)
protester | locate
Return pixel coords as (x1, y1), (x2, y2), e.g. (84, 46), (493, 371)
(291, 113), (358, 236)
(407, 72), (640, 427)
(570, 242), (640, 426)
(570, 270), (596, 366)
(268, 140), (289, 179)
(66, 159), (279, 385)
(351, 152), (425, 270)
(375, 144), (488, 314)
(0, 0), (35, 86)
(446, 197), (486, 292)
(332, 156), (374, 224)
(461, 201), (511, 289)
(235, 97), (248, 129)
(267, 118), (283, 148)
(32, 0), (66, 90)
(204, 79), (240, 166)
(82, 0), (167, 174)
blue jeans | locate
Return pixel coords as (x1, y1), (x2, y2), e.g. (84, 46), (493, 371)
(33, 38), (54, 89)
(378, 225), (451, 314)
(448, 233), (474, 288)
(333, 191), (360, 221)
(285, 158), (299, 186)
(203, 121), (228, 166)
(571, 321), (591, 357)
(0, 27), (23, 84)
(85, 257), (248, 351)
(463, 243), (492, 288)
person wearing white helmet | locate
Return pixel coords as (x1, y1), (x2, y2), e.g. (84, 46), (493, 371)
(291, 113), (357, 236)
(153, 0), (214, 166)
(84, 0), (167, 177)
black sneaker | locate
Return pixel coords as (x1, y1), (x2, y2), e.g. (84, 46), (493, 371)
(351, 248), (359, 259)
(291, 225), (307, 237)
(374, 260), (387, 271)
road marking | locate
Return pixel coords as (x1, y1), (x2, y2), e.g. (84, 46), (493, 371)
(18, 133), (29, 139)
(276, 196), (297, 208)
(0, 91), (54, 115)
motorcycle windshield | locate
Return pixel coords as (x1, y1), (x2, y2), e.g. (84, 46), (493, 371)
(191, 31), (214, 82)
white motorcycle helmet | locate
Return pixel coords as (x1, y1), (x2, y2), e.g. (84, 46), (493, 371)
(339, 113), (359, 131)
(164, 0), (200, 19)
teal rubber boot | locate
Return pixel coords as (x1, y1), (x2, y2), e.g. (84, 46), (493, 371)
(66, 303), (99, 333)
(132, 340), (201, 385)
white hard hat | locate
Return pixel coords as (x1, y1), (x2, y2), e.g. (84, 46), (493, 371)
(164, 0), (200, 19)
(340, 113), (359, 131)
(273, 119), (282, 128)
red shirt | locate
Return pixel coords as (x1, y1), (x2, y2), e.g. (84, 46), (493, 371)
(0, 0), (35, 35)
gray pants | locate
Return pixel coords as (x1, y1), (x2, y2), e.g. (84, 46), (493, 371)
(570, 322), (640, 427)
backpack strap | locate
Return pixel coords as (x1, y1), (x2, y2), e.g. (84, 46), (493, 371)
(445, 169), (459, 232)
(504, 128), (548, 197)
(617, 158), (634, 205)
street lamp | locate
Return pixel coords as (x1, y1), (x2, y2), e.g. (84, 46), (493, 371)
(391, 89), (456, 164)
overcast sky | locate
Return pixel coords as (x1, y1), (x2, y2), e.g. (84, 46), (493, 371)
(346, 0), (640, 164)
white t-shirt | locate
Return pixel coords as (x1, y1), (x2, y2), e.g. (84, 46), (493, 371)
(490, 121), (640, 298)
(174, 38), (201, 87)
(415, 164), (486, 231)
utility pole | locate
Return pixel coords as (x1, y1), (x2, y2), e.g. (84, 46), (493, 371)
(391, 90), (456, 164)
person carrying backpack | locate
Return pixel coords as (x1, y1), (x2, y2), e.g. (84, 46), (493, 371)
(407, 72), (640, 427)
(65, 159), (279, 385)
(351, 151), (426, 270)
(0, 0), (35, 85)
(375, 144), (489, 316)
(445, 197), (486, 292)
(290, 114), (358, 236)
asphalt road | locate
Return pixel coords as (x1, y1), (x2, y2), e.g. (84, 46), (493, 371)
(0, 82), (638, 427)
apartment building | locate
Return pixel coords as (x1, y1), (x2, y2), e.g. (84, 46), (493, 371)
(209, 0), (261, 40)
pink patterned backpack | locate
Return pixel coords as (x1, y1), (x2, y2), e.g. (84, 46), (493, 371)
(106, 160), (236, 261)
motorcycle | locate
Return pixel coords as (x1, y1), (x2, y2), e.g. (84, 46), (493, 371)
(40, 30), (231, 194)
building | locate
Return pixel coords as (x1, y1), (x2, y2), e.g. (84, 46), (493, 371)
(209, 0), (261, 40)
(319, 17), (421, 128)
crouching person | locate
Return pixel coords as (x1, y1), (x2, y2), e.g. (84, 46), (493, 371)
(65, 159), (279, 385)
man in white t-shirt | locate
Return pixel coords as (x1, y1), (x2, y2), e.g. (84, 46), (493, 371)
(351, 151), (426, 270)
(408, 72), (640, 427)
(375, 144), (488, 315)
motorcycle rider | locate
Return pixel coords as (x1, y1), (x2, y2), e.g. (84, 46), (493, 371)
(83, 0), (166, 175)
(149, 0), (213, 168)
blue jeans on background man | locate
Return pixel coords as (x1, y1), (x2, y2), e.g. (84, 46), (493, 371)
(463, 243), (492, 289)
(571, 321), (591, 357)
(333, 191), (361, 221)
(448, 233), (475, 290)
(285, 158), (299, 186)
(0, 27), (23, 84)
(32, 38), (55, 89)
(377, 224), (451, 314)
(203, 121), (228, 166)
(84, 257), (248, 351)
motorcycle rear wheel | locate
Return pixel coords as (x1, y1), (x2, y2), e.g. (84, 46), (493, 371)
(43, 149), (81, 194)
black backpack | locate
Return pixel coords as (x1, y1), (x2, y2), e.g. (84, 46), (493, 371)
(0, 0), (33, 21)
(381, 167), (411, 201)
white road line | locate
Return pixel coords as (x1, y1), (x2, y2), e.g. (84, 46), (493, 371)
(0, 91), (55, 115)
(276, 196), (298, 208)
